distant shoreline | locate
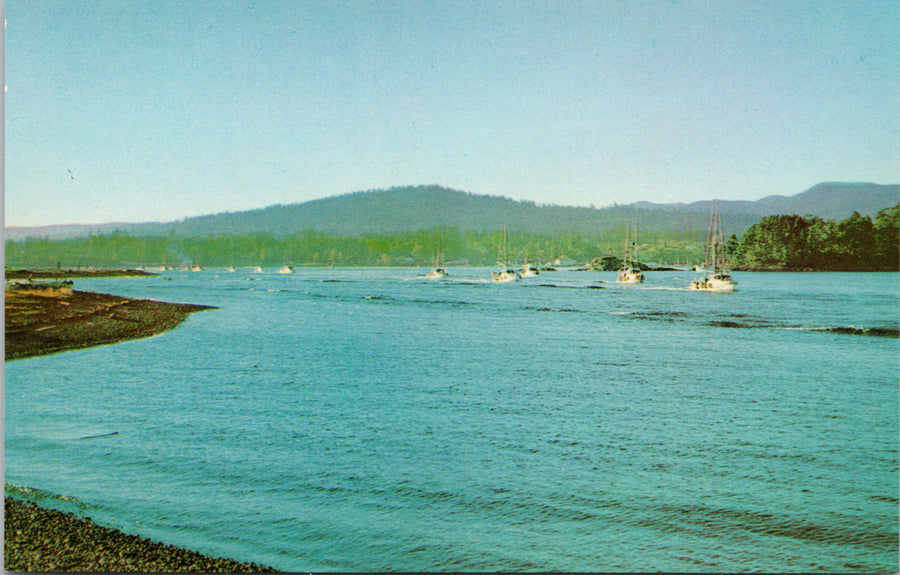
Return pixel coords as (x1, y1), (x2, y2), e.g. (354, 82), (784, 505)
(5, 268), (157, 279)
(6, 265), (899, 276)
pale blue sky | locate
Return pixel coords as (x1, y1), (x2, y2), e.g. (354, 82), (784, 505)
(4, 0), (899, 226)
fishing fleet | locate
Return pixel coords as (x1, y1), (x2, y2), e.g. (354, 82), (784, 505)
(101, 207), (738, 291)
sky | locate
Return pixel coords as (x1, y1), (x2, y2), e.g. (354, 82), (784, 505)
(4, 0), (899, 227)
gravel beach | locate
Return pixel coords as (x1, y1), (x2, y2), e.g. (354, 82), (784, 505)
(4, 498), (276, 572)
(4, 283), (279, 572)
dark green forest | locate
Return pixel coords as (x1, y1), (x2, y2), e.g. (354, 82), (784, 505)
(4, 228), (666, 269)
(5, 205), (899, 271)
(732, 205), (899, 271)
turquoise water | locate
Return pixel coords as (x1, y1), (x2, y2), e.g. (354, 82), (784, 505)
(5, 269), (898, 572)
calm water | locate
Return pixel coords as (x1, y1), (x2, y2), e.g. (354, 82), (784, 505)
(5, 269), (898, 572)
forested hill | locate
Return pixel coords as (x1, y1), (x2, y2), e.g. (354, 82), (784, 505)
(166, 185), (764, 239)
(6, 182), (898, 241)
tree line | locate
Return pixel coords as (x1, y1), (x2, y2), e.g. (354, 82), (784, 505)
(4, 227), (706, 269)
(731, 204), (898, 271)
(5, 205), (898, 271)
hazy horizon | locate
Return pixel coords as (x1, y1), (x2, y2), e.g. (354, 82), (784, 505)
(5, 1), (900, 227)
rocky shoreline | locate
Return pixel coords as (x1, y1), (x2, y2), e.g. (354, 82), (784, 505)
(4, 498), (276, 572)
(4, 283), (280, 571)
(4, 287), (215, 361)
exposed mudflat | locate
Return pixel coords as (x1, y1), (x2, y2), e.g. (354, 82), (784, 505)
(5, 289), (214, 361)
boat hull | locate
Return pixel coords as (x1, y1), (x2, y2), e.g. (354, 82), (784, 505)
(491, 270), (520, 283)
(617, 268), (644, 283)
(690, 274), (737, 292)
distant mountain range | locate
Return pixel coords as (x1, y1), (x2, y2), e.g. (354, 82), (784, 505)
(6, 182), (898, 242)
(631, 182), (899, 219)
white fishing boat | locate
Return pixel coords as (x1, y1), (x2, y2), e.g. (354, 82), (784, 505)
(425, 241), (449, 279)
(225, 266), (236, 273)
(425, 267), (448, 279)
(491, 269), (520, 282)
(616, 224), (644, 284)
(617, 267), (643, 283)
(690, 206), (737, 292)
(251, 266), (263, 273)
(520, 256), (540, 278)
(189, 264), (203, 272)
(278, 265), (294, 274)
(492, 226), (520, 283)
(690, 272), (736, 291)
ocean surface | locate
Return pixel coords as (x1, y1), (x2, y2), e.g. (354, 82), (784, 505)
(4, 268), (898, 572)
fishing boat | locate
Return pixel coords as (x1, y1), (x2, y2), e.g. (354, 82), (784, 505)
(425, 241), (449, 279)
(519, 263), (540, 278)
(492, 268), (519, 282)
(520, 252), (540, 278)
(492, 226), (520, 283)
(616, 224), (644, 284)
(278, 265), (294, 274)
(690, 206), (737, 292)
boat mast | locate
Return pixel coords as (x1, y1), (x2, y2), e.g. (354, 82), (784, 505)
(633, 224), (639, 269)
(705, 207), (715, 271)
(503, 225), (509, 268)
(711, 206), (720, 272)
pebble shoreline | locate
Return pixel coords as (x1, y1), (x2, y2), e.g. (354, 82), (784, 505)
(4, 283), (278, 572)
(4, 498), (277, 572)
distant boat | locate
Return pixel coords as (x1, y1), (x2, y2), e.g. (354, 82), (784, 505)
(225, 266), (236, 273)
(492, 226), (520, 283)
(520, 252), (540, 278)
(189, 264), (203, 272)
(617, 224), (644, 284)
(519, 263), (540, 278)
(278, 265), (294, 274)
(690, 205), (737, 292)
(251, 266), (263, 273)
(425, 241), (449, 279)
(491, 268), (519, 282)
